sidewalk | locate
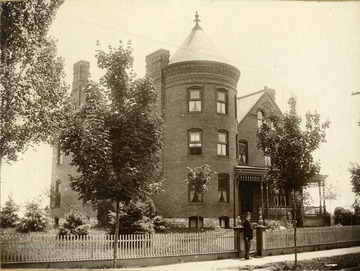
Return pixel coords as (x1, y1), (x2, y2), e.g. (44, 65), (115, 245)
(120, 246), (360, 271)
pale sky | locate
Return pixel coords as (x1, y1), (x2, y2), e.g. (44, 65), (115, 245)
(1, 0), (360, 213)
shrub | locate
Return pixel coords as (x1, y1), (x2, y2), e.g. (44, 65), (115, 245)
(17, 202), (49, 233)
(108, 199), (164, 235)
(58, 209), (90, 236)
(0, 196), (20, 228)
(153, 215), (166, 232)
(334, 207), (353, 225)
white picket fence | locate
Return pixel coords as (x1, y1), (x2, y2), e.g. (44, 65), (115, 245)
(0, 231), (235, 263)
(265, 225), (360, 249)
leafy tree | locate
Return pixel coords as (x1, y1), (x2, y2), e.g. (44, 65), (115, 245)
(58, 208), (90, 236)
(185, 164), (214, 232)
(257, 95), (330, 266)
(0, 195), (19, 228)
(59, 41), (163, 267)
(349, 162), (360, 196)
(0, 0), (67, 182)
(258, 96), (330, 222)
(17, 201), (49, 233)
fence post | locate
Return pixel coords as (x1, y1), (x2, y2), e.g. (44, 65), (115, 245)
(233, 226), (244, 258)
(256, 225), (267, 256)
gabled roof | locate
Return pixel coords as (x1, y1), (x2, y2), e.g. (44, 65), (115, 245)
(237, 87), (282, 125)
(169, 12), (228, 65)
(237, 90), (264, 122)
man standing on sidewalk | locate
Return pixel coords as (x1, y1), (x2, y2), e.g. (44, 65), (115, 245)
(243, 212), (253, 260)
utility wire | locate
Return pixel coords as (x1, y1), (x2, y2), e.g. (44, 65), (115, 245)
(64, 16), (276, 74)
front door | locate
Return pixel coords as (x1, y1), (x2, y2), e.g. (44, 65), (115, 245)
(240, 183), (253, 214)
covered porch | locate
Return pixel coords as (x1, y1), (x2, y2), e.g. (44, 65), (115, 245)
(234, 165), (328, 225)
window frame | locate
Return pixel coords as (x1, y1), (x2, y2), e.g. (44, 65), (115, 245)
(188, 129), (203, 156)
(189, 216), (204, 228)
(216, 89), (228, 114)
(188, 185), (204, 203)
(257, 110), (265, 128)
(219, 216), (230, 228)
(57, 143), (63, 165)
(218, 173), (230, 203)
(238, 140), (248, 164)
(188, 87), (202, 112)
(217, 130), (229, 156)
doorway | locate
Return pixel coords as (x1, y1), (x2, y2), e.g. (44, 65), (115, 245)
(240, 183), (253, 214)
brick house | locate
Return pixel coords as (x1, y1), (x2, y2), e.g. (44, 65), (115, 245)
(50, 13), (327, 227)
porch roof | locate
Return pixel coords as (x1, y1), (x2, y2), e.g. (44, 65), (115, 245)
(235, 165), (328, 184)
(235, 165), (266, 175)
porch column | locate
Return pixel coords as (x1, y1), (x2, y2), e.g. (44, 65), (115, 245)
(266, 181), (269, 217)
(234, 171), (241, 227)
(322, 180), (326, 214)
(261, 179), (264, 215)
(318, 181), (322, 215)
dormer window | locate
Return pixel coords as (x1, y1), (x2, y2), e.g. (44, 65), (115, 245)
(257, 110), (265, 128)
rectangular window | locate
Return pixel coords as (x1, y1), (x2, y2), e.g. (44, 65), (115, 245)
(219, 217), (229, 228)
(217, 131), (228, 156)
(218, 174), (229, 203)
(264, 148), (271, 166)
(189, 130), (202, 155)
(217, 90), (227, 114)
(189, 216), (204, 228)
(189, 189), (203, 203)
(239, 140), (248, 164)
(57, 143), (63, 165)
(265, 155), (271, 166)
(189, 89), (202, 112)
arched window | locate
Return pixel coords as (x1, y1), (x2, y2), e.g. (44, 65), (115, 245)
(257, 110), (264, 128)
(188, 129), (202, 155)
(217, 130), (229, 156)
(217, 89), (228, 114)
(218, 173), (230, 203)
(188, 87), (202, 112)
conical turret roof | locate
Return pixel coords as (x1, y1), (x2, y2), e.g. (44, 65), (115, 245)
(169, 12), (227, 65)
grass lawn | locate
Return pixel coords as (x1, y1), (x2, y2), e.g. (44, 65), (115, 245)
(236, 253), (360, 271)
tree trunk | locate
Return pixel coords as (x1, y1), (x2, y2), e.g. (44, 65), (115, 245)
(0, 154), (2, 210)
(113, 200), (120, 268)
(293, 189), (297, 267)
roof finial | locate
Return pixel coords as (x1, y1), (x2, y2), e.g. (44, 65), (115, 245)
(193, 11), (202, 30)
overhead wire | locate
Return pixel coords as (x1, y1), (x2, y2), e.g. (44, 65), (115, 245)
(63, 16), (277, 74)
